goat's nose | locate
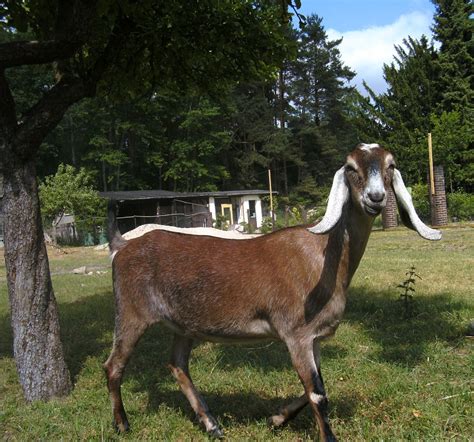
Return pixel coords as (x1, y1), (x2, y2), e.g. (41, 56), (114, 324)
(368, 190), (385, 203)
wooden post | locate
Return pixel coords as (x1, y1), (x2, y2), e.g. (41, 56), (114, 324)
(428, 133), (435, 195)
(268, 168), (275, 230)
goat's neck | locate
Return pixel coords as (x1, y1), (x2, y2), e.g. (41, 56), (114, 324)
(337, 203), (375, 287)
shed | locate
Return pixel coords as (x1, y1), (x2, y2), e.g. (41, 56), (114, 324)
(100, 189), (276, 233)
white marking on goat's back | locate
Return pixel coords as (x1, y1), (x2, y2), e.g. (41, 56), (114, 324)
(310, 392), (325, 404)
(123, 224), (259, 240)
(359, 143), (380, 151)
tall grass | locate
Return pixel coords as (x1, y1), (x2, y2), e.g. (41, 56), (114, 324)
(0, 227), (472, 440)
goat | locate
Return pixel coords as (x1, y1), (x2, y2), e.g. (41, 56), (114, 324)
(104, 144), (441, 441)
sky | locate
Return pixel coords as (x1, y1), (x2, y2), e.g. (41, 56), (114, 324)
(297, 0), (437, 94)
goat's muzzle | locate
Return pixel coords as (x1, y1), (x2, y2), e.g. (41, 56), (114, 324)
(362, 197), (386, 216)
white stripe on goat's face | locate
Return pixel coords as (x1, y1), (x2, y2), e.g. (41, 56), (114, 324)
(345, 145), (395, 217)
(359, 143), (380, 151)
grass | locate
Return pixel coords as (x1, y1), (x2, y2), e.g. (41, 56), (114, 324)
(0, 227), (473, 440)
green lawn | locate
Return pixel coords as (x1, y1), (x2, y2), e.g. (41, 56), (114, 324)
(1, 226), (473, 440)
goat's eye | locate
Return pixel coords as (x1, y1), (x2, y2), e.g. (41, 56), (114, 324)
(345, 165), (357, 174)
(345, 165), (362, 185)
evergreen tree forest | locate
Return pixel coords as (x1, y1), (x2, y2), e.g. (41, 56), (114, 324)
(4, 0), (473, 203)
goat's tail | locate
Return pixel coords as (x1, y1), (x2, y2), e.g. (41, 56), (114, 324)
(107, 200), (127, 254)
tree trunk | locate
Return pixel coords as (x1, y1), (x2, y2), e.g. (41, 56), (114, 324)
(3, 155), (72, 401)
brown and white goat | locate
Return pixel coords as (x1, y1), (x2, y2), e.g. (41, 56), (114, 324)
(104, 144), (441, 441)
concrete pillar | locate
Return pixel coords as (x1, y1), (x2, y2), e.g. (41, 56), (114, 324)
(208, 197), (216, 223)
(237, 199), (244, 224)
(242, 200), (250, 223)
(255, 198), (263, 228)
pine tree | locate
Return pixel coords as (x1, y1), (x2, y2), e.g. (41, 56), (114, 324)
(287, 14), (356, 188)
(381, 36), (442, 182)
(289, 14), (355, 127)
(431, 0), (474, 121)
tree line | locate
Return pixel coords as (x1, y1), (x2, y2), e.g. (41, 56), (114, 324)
(29, 0), (473, 209)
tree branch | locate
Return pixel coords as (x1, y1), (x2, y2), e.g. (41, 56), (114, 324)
(13, 78), (86, 159)
(10, 9), (136, 161)
(0, 40), (81, 68)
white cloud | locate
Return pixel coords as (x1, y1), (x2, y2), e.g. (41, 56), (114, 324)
(327, 11), (433, 94)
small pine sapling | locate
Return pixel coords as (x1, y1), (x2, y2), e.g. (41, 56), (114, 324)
(398, 265), (422, 316)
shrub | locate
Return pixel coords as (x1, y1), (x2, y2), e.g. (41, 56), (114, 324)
(447, 192), (474, 221)
(410, 183), (430, 221)
(39, 164), (105, 244)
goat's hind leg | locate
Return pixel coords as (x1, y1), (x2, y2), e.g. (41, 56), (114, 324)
(104, 322), (148, 433)
(268, 393), (308, 428)
(268, 341), (323, 428)
(168, 334), (223, 438)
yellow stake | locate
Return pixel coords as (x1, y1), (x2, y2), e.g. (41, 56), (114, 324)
(428, 133), (435, 195)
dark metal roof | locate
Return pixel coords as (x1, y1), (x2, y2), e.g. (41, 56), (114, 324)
(100, 190), (179, 200)
(100, 189), (276, 201)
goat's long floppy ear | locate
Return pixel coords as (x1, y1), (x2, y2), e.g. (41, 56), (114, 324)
(308, 167), (349, 234)
(392, 169), (442, 240)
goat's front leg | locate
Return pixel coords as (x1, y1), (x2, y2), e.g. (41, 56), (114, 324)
(168, 334), (223, 438)
(285, 338), (336, 442)
(268, 341), (324, 428)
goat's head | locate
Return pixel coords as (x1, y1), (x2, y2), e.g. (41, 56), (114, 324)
(309, 143), (442, 240)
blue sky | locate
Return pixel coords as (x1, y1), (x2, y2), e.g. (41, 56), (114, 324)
(297, 0), (436, 93)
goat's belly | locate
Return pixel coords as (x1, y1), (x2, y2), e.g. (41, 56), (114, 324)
(162, 318), (277, 344)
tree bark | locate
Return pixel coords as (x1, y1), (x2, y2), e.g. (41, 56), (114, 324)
(3, 156), (72, 401)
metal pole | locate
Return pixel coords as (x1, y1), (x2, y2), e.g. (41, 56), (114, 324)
(428, 133), (435, 195)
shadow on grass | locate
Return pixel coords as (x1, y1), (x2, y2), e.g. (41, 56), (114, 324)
(137, 386), (359, 432)
(344, 287), (468, 366)
(0, 290), (114, 380)
(58, 289), (115, 380)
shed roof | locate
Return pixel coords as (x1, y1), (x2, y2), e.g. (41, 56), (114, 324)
(100, 189), (275, 201)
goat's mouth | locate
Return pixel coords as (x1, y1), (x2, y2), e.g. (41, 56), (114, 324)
(363, 201), (385, 216)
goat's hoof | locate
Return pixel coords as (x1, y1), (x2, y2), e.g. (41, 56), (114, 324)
(208, 426), (224, 439)
(113, 420), (130, 434)
(322, 428), (338, 442)
(267, 414), (287, 428)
